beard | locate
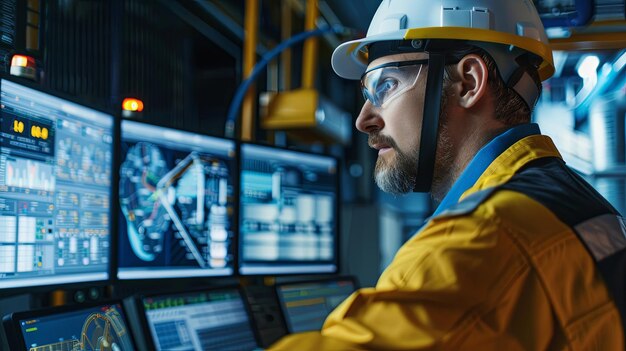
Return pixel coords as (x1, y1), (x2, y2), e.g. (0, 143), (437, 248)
(430, 116), (454, 203)
(370, 133), (418, 195)
(370, 106), (453, 197)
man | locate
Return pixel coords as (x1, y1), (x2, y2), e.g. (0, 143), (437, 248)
(270, 0), (626, 349)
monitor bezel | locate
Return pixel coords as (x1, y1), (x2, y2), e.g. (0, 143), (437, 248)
(115, 118), (240, 282)
(237, 141), (342, 277)
(132, 284), (260, 350)
(2, 299), (138, 351)
(0, 73), (119, 296)
(274, 275), (359, 333)
(535, 0), (595, 28)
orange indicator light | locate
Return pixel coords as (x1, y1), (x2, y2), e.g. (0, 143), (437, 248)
(122, 98), (144, 112)
(11, 55), (33, 67)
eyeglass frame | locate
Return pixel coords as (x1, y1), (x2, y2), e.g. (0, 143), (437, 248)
(360, 59), (430, 108)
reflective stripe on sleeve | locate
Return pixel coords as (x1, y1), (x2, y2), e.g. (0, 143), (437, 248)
(575, 214), (626, 261)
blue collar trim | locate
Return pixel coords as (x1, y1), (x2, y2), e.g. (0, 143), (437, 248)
(432, 123), (541, 216)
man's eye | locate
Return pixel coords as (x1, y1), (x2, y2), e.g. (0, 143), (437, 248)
(375, 78), (398, 96)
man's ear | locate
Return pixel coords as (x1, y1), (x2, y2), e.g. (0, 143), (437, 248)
(454, 54), (489, 109)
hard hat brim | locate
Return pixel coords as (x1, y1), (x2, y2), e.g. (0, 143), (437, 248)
(332, 27), (555, 81)
(331, 31), (406, 80)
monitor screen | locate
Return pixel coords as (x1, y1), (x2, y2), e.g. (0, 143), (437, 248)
(535, 0), (577, 17)
(118, 120), (236, 279)
(238, 144), (339, 275)
(0, 78), (114, 289)
(533, 0), (594, 27)
(142, 288), (258, 351)
(276, 278), (356, 333)
(9, 302), (135, 351)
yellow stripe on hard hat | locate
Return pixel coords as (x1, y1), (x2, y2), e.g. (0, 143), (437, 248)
(403, 27), (555, 81)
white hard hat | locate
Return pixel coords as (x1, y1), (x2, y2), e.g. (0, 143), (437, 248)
(332, 1), (555, 193)
(332, 0), (554, 82)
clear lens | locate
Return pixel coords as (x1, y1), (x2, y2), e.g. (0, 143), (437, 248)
(361, 59), (428, 107)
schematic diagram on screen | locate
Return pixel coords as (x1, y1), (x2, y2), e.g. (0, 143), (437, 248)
(119, 141), (233, 270)
(23, 305), (133, 351)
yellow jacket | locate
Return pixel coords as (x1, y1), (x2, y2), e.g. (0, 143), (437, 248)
(270, 132), (625, 350)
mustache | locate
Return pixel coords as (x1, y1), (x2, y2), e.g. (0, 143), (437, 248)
(368, 133), (398, 150)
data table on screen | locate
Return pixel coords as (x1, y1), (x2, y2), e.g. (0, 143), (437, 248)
(141, 288), (258, 351)
(239, 143), (339, 275)
(276, 278), (356, 333)
(0, 78), (113, 289)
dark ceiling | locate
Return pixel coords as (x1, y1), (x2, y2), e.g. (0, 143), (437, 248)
(324, 0), (380, 33)
(323, 0), (626, 33)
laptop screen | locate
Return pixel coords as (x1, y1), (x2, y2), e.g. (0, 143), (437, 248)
(13, 302), (135, 351)
(142, 288), (258, 351)
(276, 278), (356, 333)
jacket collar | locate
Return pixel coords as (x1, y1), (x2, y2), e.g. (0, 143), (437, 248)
(432, 123), (562, 216)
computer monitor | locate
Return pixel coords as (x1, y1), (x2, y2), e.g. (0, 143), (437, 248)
(117, 120), (237, 279)
(276, 277), (357, 333)
(238, 144), (339, 275)
(0, 78), (114, 290)
(276, 276), (356, 333)
(533, 0), (594, 27)
(3, 301), (136, 351)
(138, 287), (258, 351)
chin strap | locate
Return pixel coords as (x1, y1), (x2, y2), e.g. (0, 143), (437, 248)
(413, 52), (446, 192)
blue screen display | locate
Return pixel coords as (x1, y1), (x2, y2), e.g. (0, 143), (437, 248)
(143, 289), (257, 351)
(0, 79), (113, 289)
(118, 120), (236, 279)
(18, 303), (135, 350)
(277, 279), (355, 333)
(239, 144), (338, 275)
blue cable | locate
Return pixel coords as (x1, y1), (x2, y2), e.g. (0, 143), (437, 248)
(225, 25), (345, 138)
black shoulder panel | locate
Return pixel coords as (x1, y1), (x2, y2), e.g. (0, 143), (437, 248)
(597, 248), (626, 321)
(499, 157), (619, 227)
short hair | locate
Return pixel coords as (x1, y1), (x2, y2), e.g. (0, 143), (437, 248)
(442, 45), (542, 126)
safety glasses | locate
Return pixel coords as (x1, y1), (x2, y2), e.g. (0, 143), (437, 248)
(360, 59), (429, 108)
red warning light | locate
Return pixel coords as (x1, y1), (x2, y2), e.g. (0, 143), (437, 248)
(10, 55), (36, 80)
(11, 55), (33, 67)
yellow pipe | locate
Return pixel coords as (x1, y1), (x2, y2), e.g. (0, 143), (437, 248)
(301, 0), (319, 89)
(550, 32), (626, 51)
(587, 20), (626, 27)
(242, 0), (259, 141)
(264, 276), (276, 286)
(281, 0), (292, 90)
(51, 290), (66, 306)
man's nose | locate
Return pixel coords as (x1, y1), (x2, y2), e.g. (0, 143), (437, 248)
(355, 101), (384, 134)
